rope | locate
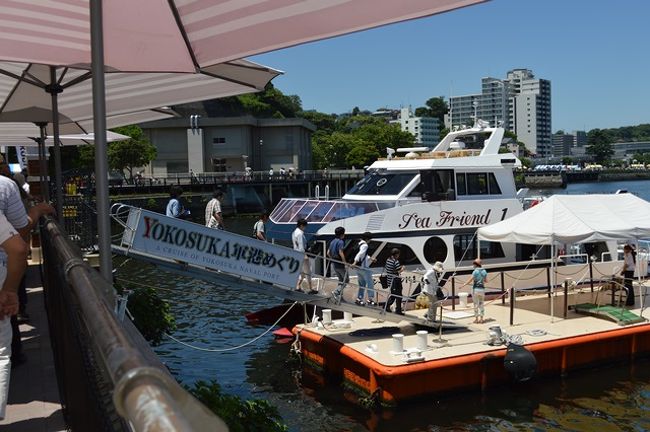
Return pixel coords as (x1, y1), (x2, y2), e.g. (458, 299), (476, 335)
(162, 301), (300, 353)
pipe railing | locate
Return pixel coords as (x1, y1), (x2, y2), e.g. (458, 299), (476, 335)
(40, 216), (227, 432)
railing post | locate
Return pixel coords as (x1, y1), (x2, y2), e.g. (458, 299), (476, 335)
(564, 279), (569, 319)
(589, 258), (594, 292)
(509, 287), (515, 326)
(451, 277), (456, 311)
(500, 271), (505, 305)
(546, 266), (551, 298)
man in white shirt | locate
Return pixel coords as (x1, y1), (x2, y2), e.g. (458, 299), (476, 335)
(354, 232), (375, 306)
(292, 219), (316, 294)
(423, 261), (445, 320)
(253, 212), (269, 241)
(0, 212), (29, 420)
(204, 189), (225, 229)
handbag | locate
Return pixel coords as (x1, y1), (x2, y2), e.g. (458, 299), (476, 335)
(379, 274), (389, 290)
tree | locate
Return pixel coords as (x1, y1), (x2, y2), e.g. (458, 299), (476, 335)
(586, 129), (614, 164)
(346, 141), (381, 168)
(561, 156), (574, 165)
(78, 144), (96, 170)
(108, 125), (157, 182)
(414, 97), (448, 123)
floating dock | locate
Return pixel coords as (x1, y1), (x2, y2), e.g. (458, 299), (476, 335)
(293, 287), (650, 405)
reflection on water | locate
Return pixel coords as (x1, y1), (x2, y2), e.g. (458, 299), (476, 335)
(117, 181), (650, 431)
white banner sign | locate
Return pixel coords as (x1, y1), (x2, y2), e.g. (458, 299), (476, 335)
(15, 146), (27, 171)
(123, 208), (303, 287)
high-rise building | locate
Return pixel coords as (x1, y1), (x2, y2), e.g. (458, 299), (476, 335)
(392, 107), (440, 147)
(449, 68), (552, 157)
(572, 130), (587, 148)
(552, 133), (574, 157)
(449, 94), (480, 129)
(552, 130), (587, 157)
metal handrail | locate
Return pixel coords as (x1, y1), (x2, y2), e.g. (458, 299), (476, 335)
(41, 216), (227, 432)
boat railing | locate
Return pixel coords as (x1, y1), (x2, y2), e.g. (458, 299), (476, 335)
(40, 215), (227, 431)
(377, 149), (483, 161)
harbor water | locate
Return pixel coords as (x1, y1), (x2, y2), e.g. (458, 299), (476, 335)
(117, 180), (650, 431)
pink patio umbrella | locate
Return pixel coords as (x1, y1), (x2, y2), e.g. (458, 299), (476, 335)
(0, 0), (485, 283)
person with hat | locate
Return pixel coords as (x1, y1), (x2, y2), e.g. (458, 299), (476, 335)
(423, 261), (445, 320)
(353, 232), (376, 306)
(463, 258), (488, 323)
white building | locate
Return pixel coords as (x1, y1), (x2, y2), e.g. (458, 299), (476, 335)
(507, 69), (552, 157)
(449, 69), (552, 157)
(392, 107), (440, 147)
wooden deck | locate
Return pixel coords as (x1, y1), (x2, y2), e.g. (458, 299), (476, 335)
(0, 264), (65, 431)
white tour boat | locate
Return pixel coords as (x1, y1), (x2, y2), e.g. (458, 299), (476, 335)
(267, 121), (619, 286)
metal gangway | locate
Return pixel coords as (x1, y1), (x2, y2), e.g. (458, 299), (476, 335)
(110, 204), (463, 330)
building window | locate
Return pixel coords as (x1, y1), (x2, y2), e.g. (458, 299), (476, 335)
(212, 137), (226, 144)
(212, 158), (227, 172)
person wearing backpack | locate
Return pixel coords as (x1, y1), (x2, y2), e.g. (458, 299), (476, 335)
(328, 227), (348, 303)
(252, 212), (269, 241)
(354, 232), (376, 306)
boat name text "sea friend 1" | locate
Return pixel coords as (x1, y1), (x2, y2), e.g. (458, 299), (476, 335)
(399, 208), (508, 229)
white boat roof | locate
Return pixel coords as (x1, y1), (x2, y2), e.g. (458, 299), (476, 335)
(369, 125), (521, 170)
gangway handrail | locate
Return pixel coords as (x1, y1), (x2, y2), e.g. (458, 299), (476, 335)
(41, 216), (227, 432)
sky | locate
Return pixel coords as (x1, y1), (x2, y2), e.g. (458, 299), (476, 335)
(251, 0), (650, 133)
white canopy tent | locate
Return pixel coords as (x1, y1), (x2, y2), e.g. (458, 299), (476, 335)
(477, 194), (650, 318)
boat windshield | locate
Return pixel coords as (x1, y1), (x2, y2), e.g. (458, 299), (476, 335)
(270, 198), (393, 223)
(347, 171), (416, 195)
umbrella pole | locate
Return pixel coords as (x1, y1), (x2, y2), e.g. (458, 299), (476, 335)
(48, 67), (64, 219)
(36, 123), (49, 202)
(90, 0), (114, 291)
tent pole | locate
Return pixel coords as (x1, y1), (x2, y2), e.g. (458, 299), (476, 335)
(48, 67), (63, 219)
(90, 0), (114, 292)
(36, 123), (49, 202)
(551, 242), (555, 323)
(635, 239), (643, 313)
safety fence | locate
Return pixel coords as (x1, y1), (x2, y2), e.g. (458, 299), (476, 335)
(40, 216), (226, 431)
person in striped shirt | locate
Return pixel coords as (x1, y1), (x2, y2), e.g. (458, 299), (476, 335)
(384, 248), (405, 315)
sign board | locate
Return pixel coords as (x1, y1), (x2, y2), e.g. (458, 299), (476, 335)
(122, 208), (303, 287)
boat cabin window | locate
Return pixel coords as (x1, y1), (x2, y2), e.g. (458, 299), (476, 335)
(322, 202), (381, 222)
(410, 170), (456, 201)
(277, 200), (306, 222)
(347, 171), (416, 195)
(306, 201), (335, 222)
(516, 244), (551, 261)
(423, 236), (448, 263)
(453, 234), (505, 261)
(456, 172), (502, 196)
(369, 242), (419, 267)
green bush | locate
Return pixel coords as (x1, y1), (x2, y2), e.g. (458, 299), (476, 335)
(189, 380), (288, 432)
(124, 285), (176, 345)
(146, 198), (157, 209)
